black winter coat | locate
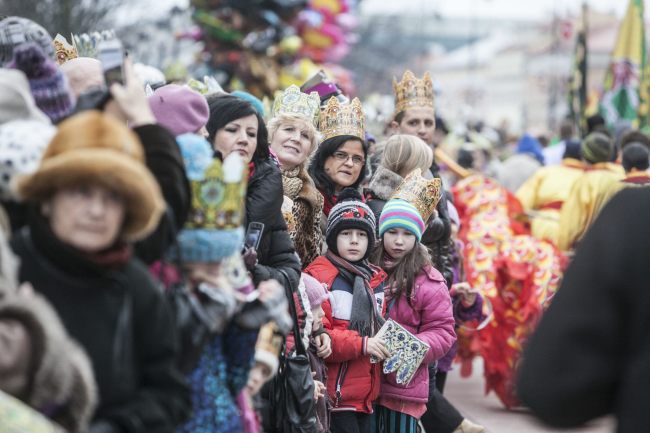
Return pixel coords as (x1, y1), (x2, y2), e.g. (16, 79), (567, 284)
(11, 214), (191, 433)
(517, 187), (650, 432)
(246, 157), (301, 289)
(133, 125), (191, 265)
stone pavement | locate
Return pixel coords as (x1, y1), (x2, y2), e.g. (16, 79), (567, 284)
(443, 360), (614, 433)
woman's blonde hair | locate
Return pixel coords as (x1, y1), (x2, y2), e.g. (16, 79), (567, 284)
(380, 134), (433, 178)
(267, 113), (321, 164)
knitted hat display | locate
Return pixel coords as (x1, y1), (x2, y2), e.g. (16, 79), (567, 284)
(169, 133), (247, 263)
(325, 188), (376, 259)
(0, 119), (56, 201)
(59, 57), (104, 98)
(302, 272), (329, 308)
(0, 69), (50, 125)
(378, 199), (425, 241)
(0, 16), (55, 66)
(581, 132), (614, 164)
(8, 42), (75, 123)
(15, 111), (165, 241)
(148, 84), (209, 137)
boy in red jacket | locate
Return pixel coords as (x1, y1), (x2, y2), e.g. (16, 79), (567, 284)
(305, 188), (389, 433)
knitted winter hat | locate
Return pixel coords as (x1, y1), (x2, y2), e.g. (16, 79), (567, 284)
(59, 57), (104, 98)
(378, 199), (425, 241)
(169, 133), (247, 263)
(581, 132), (614, 164)
(8, 42), (75, 123)
(302, 272), (329, 308)
(148, 84), (209, 137)
(0, 119), (56, 200)
(326, 188), (376, 259)
(0, 68), (50, 125)
(0, 16), (54, 66)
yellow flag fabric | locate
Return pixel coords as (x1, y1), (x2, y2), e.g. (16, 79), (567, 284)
(600, 0), (647, 127)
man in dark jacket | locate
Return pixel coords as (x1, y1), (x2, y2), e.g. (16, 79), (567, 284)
(518, 187), (650, 432)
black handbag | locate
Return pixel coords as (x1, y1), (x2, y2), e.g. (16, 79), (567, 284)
(266, 270), (318, 433)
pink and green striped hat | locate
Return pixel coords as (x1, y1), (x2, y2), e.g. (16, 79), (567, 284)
(378, 199), (425, 241)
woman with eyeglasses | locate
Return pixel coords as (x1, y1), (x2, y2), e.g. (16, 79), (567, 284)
(308, 97), (369, 219)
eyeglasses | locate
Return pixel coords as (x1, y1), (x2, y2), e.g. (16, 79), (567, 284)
(332, 151), (365, 166)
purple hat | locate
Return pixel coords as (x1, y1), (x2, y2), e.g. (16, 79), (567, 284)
(148, 84), (209, 137)
(302, 273), (329, 308)
(7, 42), (75, 123)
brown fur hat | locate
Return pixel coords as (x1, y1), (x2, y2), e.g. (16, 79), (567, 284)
(0, 291), (97, 433)
(15, 111), (165, 241)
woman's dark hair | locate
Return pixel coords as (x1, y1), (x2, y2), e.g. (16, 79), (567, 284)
(206, 94), (269, 162)
(308, 135), (368, 196)
(622, 142), (650, 173)
(371, 239), (432, 307)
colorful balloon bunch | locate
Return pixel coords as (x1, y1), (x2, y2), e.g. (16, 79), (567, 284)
(186, 0), (359, 97)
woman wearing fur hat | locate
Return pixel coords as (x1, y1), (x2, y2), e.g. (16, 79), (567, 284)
(206, 94), (301, 290)
(10, 112), (191, 433)
(268, 85), (324, 268)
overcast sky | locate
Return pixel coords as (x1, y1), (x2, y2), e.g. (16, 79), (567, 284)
(359, 0), (627, 20)
(159, 0), (628, 20)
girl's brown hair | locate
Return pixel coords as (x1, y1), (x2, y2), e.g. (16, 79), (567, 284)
(371, 238), (432, 306)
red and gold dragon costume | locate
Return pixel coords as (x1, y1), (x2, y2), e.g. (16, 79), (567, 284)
(452, 174), (564, 408)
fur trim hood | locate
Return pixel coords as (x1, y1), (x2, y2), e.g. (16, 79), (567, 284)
(367, 166), (404, 201)
(0, 292), (97, 433)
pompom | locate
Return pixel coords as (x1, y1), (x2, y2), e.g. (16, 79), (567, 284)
(336, 187), (363, 203)
(9, 42), (55, 79)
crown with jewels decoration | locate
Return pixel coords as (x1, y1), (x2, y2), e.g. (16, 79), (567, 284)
(390, 168), (442, 223)
(319, 96), (365, 142)
(53, 34), (78, 65)
(392, 70), (435, 116)
(71, 30), (117, 58)
(186, 153), (248, 231)
(272, 85), (321, 127)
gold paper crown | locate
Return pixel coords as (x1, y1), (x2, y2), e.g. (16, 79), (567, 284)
(390, 168), (442, 222)
(319, 97), (365, 142)
(53, 34), (78, 65)
(187, 154), (248, 230)
(272, 85), (320, 126)
(392, 70), (435, 116)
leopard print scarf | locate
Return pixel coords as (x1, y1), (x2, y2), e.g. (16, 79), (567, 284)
(281, 166), (303, 200)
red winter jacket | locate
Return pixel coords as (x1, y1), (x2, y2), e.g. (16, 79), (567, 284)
(304, 256), (387, 414)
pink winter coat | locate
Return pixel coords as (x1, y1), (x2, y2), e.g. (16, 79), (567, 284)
(381, 265), (456, 403)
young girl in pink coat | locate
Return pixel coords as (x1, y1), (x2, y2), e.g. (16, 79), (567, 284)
(370, 198), (456, 433)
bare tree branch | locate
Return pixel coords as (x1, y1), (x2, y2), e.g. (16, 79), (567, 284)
(0, 0), (127, 36)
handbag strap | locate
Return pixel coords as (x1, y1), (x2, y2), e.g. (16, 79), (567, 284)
(278, 269), (307, 357)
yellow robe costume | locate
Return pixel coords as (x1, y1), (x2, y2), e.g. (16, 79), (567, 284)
(516, 158), (584, 244)
(557, 163), (625, 251)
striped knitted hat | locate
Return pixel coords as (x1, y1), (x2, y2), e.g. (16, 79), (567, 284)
(325, 188), (376, 259)
(379, 199), (425, 241)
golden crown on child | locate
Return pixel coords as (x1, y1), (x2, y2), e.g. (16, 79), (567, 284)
(391, 169), (442, 222)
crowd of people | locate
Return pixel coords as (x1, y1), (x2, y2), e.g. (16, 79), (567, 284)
(0, 13), (649, 433)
